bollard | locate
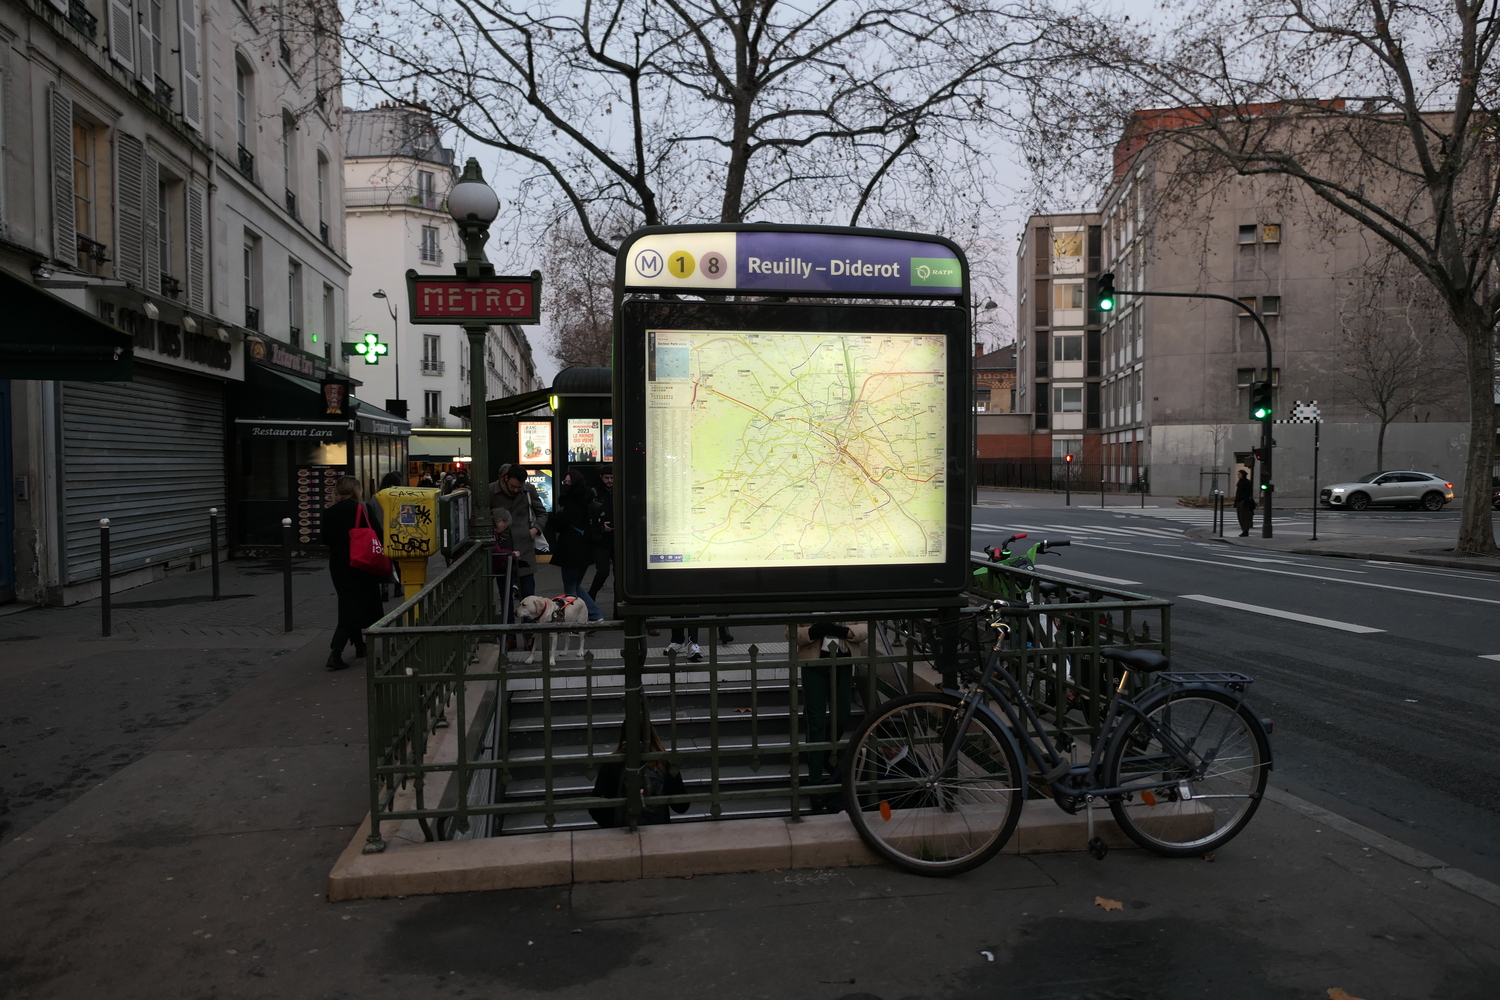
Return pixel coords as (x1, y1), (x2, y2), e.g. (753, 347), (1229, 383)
(282, 517), (294, 633)
(99, 518), (111, 637)
(209, 507), (221, 601)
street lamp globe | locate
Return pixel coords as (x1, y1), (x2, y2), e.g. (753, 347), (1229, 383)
(448, 159), (501, 224)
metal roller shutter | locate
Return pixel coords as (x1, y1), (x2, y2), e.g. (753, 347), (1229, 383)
(61, 365), (226, 583)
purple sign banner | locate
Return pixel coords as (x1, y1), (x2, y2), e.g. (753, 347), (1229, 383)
(622, 228), (964, 297)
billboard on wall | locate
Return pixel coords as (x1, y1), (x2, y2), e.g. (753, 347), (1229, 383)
(567, 419), (602, 463)
(601, 419), (613, 462)
(518, 420), (552, 464)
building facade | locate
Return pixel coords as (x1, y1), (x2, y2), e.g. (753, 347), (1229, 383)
(1013, 212), (1106, 466)
(343, 103), (540, 482)
(0, 0), (362, 603)
(1091, 128), (1470, 497)
(973, 343), (1016, 414)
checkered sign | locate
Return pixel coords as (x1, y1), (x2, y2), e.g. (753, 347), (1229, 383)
(1279, 400), (1320, 424)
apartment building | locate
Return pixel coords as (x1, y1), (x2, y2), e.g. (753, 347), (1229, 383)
(0, 0), (356, 602)
(343, 103), (540, 480)
(1013, 212), (1107, 465)
(1090, 125), (1470, 496)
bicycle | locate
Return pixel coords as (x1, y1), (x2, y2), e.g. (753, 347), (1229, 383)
(841, 601), (1273, 876)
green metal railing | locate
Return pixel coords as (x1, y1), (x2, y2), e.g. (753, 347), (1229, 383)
(360, 555), (1171, 852)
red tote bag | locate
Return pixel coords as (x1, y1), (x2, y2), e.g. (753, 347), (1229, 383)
(349, 503), (393, 577)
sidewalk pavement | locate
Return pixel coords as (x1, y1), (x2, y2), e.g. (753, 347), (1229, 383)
(4, 559), (1500, 998)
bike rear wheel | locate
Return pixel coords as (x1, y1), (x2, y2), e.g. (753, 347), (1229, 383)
(842, 693), (1024, 876)
(1105, 688), (1270, 856)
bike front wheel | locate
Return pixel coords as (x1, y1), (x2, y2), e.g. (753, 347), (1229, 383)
(1104, 688), (1270, 856)
(842, 693), (1024, 876)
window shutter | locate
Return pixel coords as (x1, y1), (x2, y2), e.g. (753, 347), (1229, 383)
(50, 88), (75, 263)
(108, 0), (135, 71)
(45, 0), (69, 13)
(116, 133), (144, 285)
(186, 184), (207, 310)
(143, 154), (161, 295)
(179, 0), (203, 131)
(135, 1), (153, 83)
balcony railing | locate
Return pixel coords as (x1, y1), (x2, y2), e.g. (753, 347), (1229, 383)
(290, 325), (302, 349)
(419, 244), (443, 264)
(76, 234), (110, 266)
(345, 186), (446, 212)
(421, 414), (447, 428)
(237, 145), (254, 178)
(161, 275), (183, 299)
(421, 359), (445, 375)
(245, 305), (260, 331)
(285, 189), (298, 218)
(67, 0), (98, 39)
(154, 76), (174, 108)
(319, 221), (330, 246)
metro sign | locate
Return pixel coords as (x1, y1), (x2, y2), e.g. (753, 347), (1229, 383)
(404, 269), (542, 325)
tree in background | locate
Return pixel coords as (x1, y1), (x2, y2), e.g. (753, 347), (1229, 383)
(544, 221), (614, 369)
(1028, 0), (1500, 553)
(342, 0), (1037, 254)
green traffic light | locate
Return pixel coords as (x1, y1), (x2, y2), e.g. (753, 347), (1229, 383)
(1097, 272), (1116, 312)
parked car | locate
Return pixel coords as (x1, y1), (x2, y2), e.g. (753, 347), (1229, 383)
(1320, 472), (1454, 511)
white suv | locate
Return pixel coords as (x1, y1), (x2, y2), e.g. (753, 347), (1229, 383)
(1320, 472), (1455, 511)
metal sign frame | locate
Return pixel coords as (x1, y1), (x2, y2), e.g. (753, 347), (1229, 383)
(612, 223), (973, 607)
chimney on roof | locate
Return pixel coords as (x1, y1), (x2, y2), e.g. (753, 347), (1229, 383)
(975, 343), (984, 359)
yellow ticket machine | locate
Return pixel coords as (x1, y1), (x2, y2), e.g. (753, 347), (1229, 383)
(375, 486), (441, 601)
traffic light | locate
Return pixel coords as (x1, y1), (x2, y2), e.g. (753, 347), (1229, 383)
(352, 332), (388, 365)
(1097, 272), (1116, 312)
(1249, 380), (1273, 420)
(1065, 453), (1074, 464)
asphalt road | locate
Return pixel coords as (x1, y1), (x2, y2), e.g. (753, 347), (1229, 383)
(971, 497), (1500, 885)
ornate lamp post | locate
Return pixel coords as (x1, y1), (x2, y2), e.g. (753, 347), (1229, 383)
(447, 158), (503, 547)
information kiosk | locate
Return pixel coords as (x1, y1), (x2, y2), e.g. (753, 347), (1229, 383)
(612, 224), (972, 607)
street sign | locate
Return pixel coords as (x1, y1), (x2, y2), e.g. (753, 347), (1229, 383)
(404, 270), (542, 325)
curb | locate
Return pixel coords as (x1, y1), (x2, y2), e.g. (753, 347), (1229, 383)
(1264, 786), (1500, 909)
(327, 805), (1142, 902)
(1190, 530), (1500, 573)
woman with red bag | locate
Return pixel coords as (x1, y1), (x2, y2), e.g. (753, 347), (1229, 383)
(318, 476), (386, 671)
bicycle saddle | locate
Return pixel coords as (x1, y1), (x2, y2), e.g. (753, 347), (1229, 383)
(1101, 648), (1169, 673)
(1036, 582), (1064, 597)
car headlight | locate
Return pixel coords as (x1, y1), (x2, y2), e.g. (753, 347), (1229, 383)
(1331, 488), (1345, 493)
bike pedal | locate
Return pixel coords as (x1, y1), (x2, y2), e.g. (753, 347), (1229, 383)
(1087, 836), (1109, 861)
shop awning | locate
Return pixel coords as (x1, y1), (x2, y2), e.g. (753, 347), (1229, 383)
(0, 267), (134, 380)
(449, 385), (551, 421)
(409, 430), (472, 460)
(352, 397), (412, 437)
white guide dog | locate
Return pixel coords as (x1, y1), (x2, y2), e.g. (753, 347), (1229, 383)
(516, 595), (589, 664)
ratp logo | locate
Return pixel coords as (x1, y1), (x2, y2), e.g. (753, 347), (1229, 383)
(910, 256), (962, 287)
(915, 264), (932, 280)
(635, 248), (664, 278)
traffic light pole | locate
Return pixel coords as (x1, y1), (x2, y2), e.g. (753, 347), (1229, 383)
(1104, 285), (1275, 537)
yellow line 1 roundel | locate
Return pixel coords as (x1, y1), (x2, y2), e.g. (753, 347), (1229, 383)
(668, 250), (696, 279)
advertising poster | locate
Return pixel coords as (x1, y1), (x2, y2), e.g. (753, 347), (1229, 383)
(518, 420), (552, 464)
(567, 419), (601, 462)
(601, 419), (614, 462)
(527, 469), (554, 512)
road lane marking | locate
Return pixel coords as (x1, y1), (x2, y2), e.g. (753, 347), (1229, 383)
(1071, 542), (1500, 608)
(1178, 595), (1385, 633)
(1481, 654), (1500, 662)
(1221, 553), (1364, 572)
(1365, 561), (1500, 584)
(1042, 567), (1142, 586)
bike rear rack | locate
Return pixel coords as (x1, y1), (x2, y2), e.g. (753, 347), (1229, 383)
(1158, 670), (1254, 690)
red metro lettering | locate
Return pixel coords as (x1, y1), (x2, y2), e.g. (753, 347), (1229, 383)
(413, 281), (535, 319)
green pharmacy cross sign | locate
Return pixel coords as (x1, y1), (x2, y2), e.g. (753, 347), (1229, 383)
(346, 332), (388, 365)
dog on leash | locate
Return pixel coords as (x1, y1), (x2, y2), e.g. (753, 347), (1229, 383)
(516, 595), (588, 664)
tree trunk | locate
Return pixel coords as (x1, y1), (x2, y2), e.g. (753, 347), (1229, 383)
(1455, 314), (1498, 554)
(1375, 420), (1387, 472)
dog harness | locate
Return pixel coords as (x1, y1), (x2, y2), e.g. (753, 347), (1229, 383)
(546, 596), (579, 623)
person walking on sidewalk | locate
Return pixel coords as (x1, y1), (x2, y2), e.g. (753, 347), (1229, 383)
(663, 625), (736, 662)
(549, 467), (605, 621)
(490, 464), (548, 633)
(1234, 469), (1256, 536)
(587, 465), (615, 606)
(319, 476), (385, 671)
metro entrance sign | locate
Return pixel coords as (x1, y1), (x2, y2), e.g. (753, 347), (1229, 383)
(404, 270), (542, 325)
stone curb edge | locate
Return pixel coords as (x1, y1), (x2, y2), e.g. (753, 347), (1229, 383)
(1183, 530), (1500, 573)
(1264, 786), (1500, 909)
(327, 805), (1145, 902)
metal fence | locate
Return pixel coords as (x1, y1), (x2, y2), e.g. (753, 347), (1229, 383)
(360, 550), (1171, 852)
(976, 459), (1147, 493)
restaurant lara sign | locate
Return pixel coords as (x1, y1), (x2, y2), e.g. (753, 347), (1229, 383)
(405, 270), (542, 325)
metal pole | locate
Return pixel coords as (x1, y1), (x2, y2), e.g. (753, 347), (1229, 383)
(282, 517), (294, 633)
(99, 518), (111, 637)
(209, 507), (220, 601)
(1311, 420), (1320, 541)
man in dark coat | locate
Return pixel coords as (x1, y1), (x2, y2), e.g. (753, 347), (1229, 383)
(1234, 469), (1256, 536)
